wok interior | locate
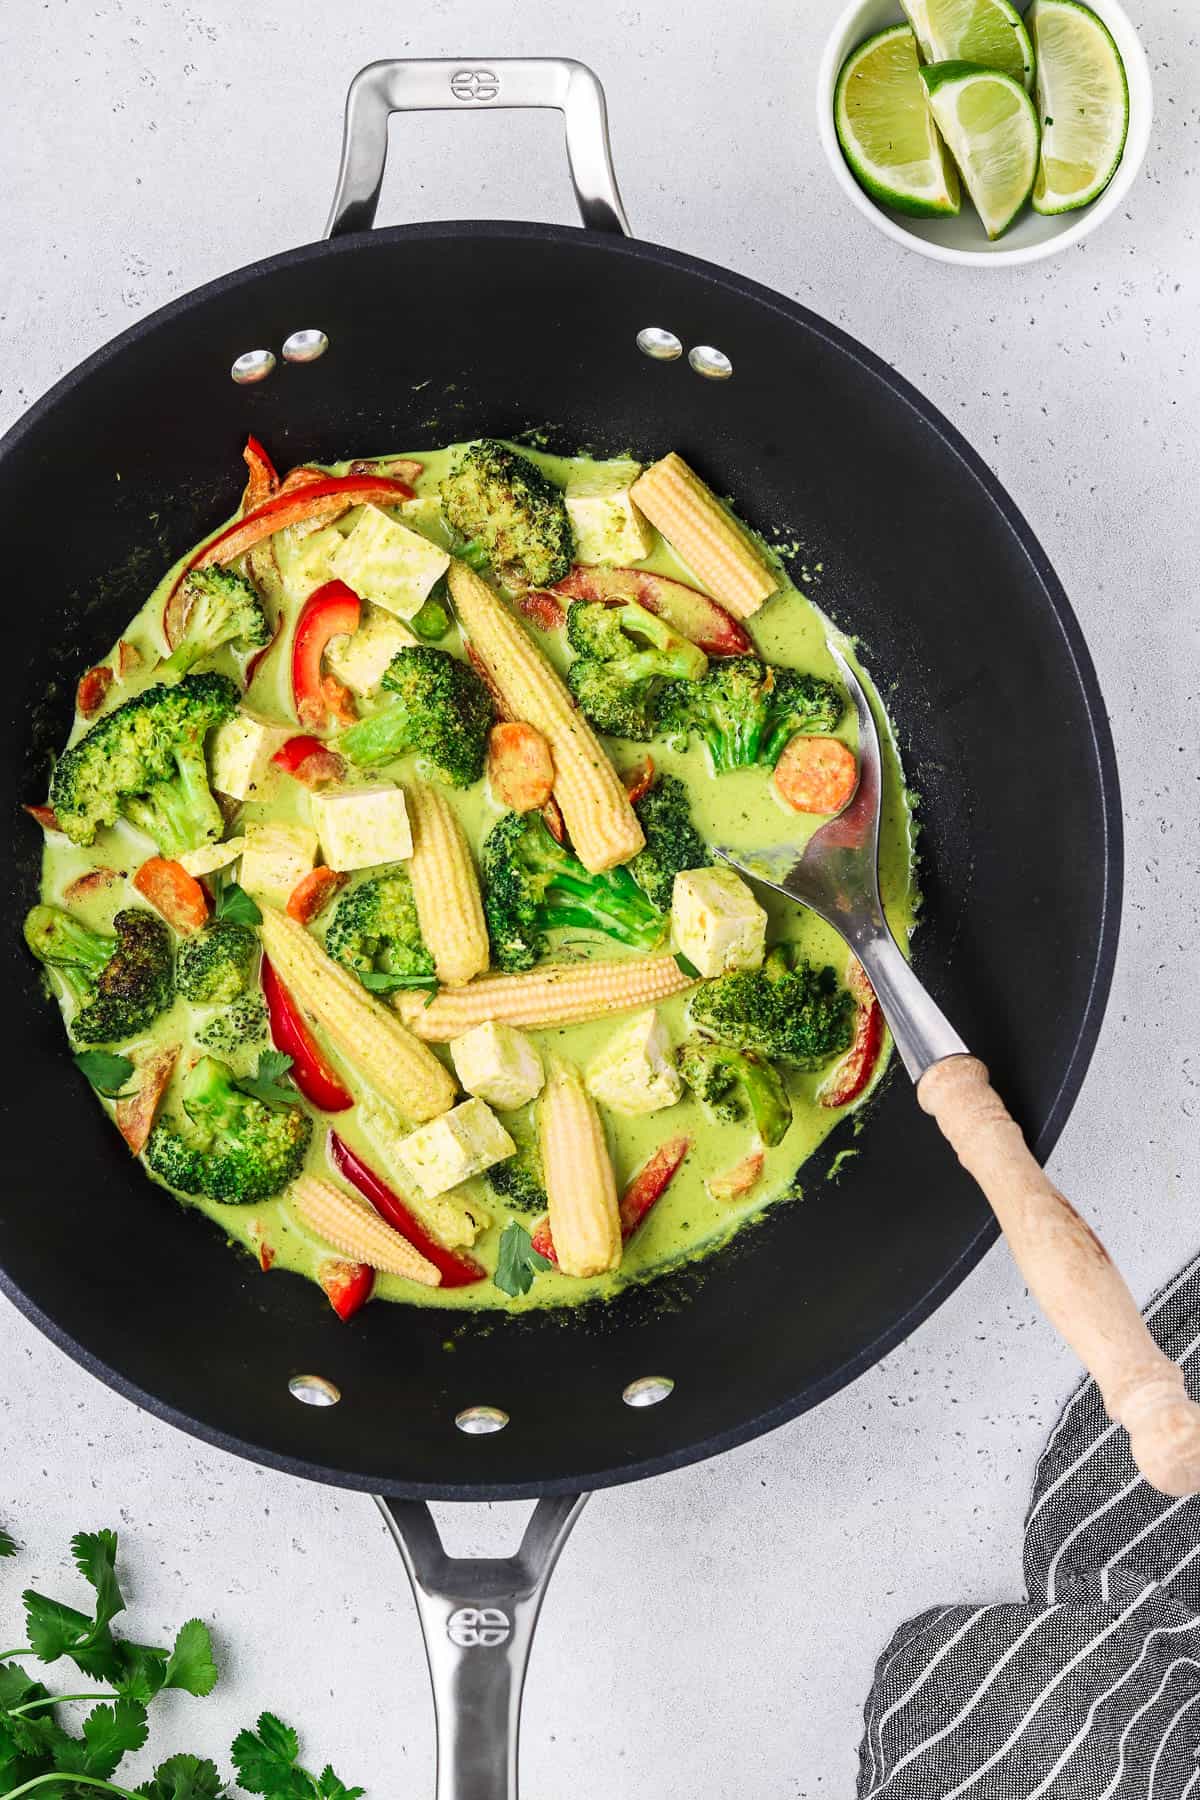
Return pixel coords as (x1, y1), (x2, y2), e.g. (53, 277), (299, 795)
(0, 225), (1118, 1496)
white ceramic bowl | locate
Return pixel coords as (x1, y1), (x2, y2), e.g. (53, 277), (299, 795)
(815, 0), (1153, 265)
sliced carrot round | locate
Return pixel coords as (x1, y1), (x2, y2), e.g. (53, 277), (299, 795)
(773, 736), (858, 816)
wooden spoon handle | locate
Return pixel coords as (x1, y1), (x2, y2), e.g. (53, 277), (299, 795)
(918, 1055), (1200, 1497)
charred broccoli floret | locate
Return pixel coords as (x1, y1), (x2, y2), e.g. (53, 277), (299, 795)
(440, 439), (574, 588)
(145, 1055), (310, 1204)
(659, 656), (843, 773)
(24, 903), (173, 1044)
(195, 992), (268, 1055)
(159, 567), (270, 681)
(676, 1040), (793, 1147)
(565, 600), (708, 740)
(336, 646), (493, 787)
(324, 868), (435, 993)
(627, 775), (708, 910)
(176, 918), (257, 1006)
(687, 945), (855, 1070)
(482, 810), (665, 973)
(485, 1148), (547, 1215)
(49, 673), (239, 855)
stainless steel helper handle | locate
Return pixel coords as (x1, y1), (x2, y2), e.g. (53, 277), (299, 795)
(326, 59), (631, 239)
(378, 1494), (588, 1800)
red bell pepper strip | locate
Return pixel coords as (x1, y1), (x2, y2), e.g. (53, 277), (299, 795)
(242, 435), (279, 510)
(272, 735), (346, 788)
(551, 565), (753, 656)
(707, 1148), (765, 1203)
(327, 1132), (486, 1288)
(291, 581), (362, 730)
(162, 471), (414, 646)
(76, 664), (113, 718)
(818, 961), (885, 1109)
(531, 1135), (691, 1268)
(261, 956), (353, 1112)
(515, 588), (565, 630)
(348, 457), (424, 484)
(287, 866), (347, 924)
(24, 803), (61, 833)
(319, 1257), (374, 1320)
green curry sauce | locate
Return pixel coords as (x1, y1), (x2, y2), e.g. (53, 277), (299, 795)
(36, 444), (918, 1314)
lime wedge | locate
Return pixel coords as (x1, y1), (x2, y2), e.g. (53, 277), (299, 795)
(836, 26), (961, 218)
(921, 62), (1040, 238)
(902, 0), (1034, 89)
(1028, 0), (1129, 212)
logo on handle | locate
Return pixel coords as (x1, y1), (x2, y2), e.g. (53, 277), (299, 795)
(450, 68), (500, 103)
(447, 1606), (512, 1647)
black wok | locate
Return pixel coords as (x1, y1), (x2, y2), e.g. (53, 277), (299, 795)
(0, 57), (1120, 1794)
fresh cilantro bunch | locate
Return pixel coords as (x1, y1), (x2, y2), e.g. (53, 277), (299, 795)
(0, 1527), (362, 1799)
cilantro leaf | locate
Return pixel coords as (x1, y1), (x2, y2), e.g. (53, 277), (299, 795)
(0, 1527), (15, 1557)
(673, 950), (701, 980)
(137, 1752), (227, 1799)
(216, 882), (262, 927)
(113, 1640), (169, 1703)
(73, 1049), (135, 1097)
(53, 1696), (149, 1779)
(163, 1619), (218, 1697)
(0, 1662), (43, 1709)
(22, 1590), (94, 1663)
(72, 1529), (125, 1634)
(231, 1711), (300, 1793)
(493, 1221), (551, 1298)
(357, 970), (439, 995)
(315, 1767), (366, 1800)
(235, 1051), (300, 1109)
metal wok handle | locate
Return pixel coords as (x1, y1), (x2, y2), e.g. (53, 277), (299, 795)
(326, 58), (631, 239)
(378, 1494), (588, 1800)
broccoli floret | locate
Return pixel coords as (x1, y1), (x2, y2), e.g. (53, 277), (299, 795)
(176, 918), (257, 1005)
(485, 1149), (547, 1215)
(687, 946), (855, 1070)
(195, 992), (268, 1056)
(324, 868), (435, 992)
(482, 810), (665, 973)
(440, 439), (574, 588)
(564, 600), (708, 740)
(660, 657), (843, 773)
(24, 903), (173, 1044)
(676, 1040), (793, 1147)
(628, 775), (708, 910)
(50, 673), (239, 855)
(145, 1055), (310, 1204)
(336, 646), (493, 787)
(159, 567), (270, 681)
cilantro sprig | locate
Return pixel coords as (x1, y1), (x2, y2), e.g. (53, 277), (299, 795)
(493, 1221), (552, 1299)
(0, 1528), (363, 1799)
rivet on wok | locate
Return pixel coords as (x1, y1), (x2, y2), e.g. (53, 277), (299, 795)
(288, 1373), (341, 1407)
(231, 349), (276, 385)
(282, 328), (330, 364)
(636, 327), (683, 362)
(688, 345), (733, 380)
(455, 1405), (509, 1435)
(622, 1375), (675, 1408)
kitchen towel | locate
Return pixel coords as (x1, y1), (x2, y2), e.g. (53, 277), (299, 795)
(858, 1255), (1200, 1799)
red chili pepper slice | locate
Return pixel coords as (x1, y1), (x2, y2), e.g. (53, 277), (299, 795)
(327, 1132), (486, 1288)
(319, 1258), (374, 1320)
(260, 956), (353, 1112)
(272, 735), (346, 788)
(162, 470), (413, 646)
(530, 1217), (557, 1265)
(530, 1135), (691, 1268)
(291, 581), (362, 731)
(817, 963), (885, 1109)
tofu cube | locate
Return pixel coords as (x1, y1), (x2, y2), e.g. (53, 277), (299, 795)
(450, 1022), (545, 1111)
(565, 461), (655, 564)
(671, 866), (767, 977)
(177, 835), (247, 879)
(209, 711), (293, 802)
(311, 784), (412, 872)
(399, 1099), (516, 1199)
(325, 605), (418, 697)
(280, 524), (345, 600)
(585, 1009), (682, 1116)
(239, 821), (318, 909)
(401, 493), (453, 547)
(329, 503), (450, 619)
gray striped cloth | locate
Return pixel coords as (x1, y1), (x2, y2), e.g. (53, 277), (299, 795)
(859, 1258), (1200, 1799)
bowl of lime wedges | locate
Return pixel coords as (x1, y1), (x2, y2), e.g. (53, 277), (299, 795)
(816, 0), (1152, 263)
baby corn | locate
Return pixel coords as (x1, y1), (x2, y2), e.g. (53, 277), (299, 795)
(395, 953), (695, 1041)
(629, 453), (779, 619)
(406, 780), (489, 988)
(290, 1174), (441, 1285)
(260, 906), (456, 1121)
(539, 1058), (621, 1278)
(448, 560), (643, 872)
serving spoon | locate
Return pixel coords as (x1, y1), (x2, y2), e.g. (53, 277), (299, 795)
(716, 641), (1200, 1497)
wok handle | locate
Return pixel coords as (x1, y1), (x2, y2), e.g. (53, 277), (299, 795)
(377, 1494), (588, 1799)
(325, 59), (630, 239)
(918, 1055), (1200, 1498)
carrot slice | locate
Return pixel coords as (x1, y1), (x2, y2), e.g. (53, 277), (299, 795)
(707, 1149), (765, 1203)
(132, 857), (210, 934)
(485, 722), (555, 813)
(773, 736), (858, 815)
(115, 1045), (179, 1154)
(287, 866), (347, 924)
(76, 665), (113, 718)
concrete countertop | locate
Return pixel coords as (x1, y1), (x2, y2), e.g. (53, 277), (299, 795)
(1, 1), (1197, 1792)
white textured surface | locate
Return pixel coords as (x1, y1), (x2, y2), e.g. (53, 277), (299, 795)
(1, 2), (1198, 1794)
